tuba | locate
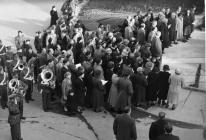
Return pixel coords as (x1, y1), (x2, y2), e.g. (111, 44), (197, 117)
(8, 78), (26, 96)
(40, 68), (55, 89)
(18, 63), (24, 71)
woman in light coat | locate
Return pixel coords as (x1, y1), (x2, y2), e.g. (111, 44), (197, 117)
(176, 13), (184, 41)
(167, 69), (185, 110)
(108, 74), (119, 110)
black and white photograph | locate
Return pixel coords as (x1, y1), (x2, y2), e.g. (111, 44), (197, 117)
(0, 0), (205, 140)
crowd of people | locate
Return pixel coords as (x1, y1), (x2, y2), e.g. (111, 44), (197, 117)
(0, 1), (198, 140)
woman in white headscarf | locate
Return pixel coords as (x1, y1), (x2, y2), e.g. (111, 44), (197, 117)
(167, 68), (185, 110)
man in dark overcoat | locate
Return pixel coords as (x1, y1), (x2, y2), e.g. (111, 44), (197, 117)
(130, 67), (148, 107)
(50, 6), (58, 27)
(115, 68), (133, 113)
(8, 94), (23, 140)
(157, 65), (170, 106)
(149, 112), (168, 140)
(156, 123), (179, 140)
(113, 107), (137, 140)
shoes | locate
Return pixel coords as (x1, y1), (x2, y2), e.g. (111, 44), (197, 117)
(30, 99), (35, 101)
(171, 105), (176, 110)
(21, 117), (26, 120)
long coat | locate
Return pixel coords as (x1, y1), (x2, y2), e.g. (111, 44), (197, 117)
(149, 119), (168, 140)
(157, 71), (170, 100)
(160, 23), (170, 49)
(168, 17), (176, 42)
(136, 28), (146, 45)
(115, 77), (133, 112)
(72, 75), (86, 107)
(146, 71), (159, 101)
(156, 134), (180, 140)
(130, 72), (148, 105)
(50, 10), (58, 26)
(92, 77), (105, 111)
(176, 17), (184, 40)
(167, 74), (185, 105)
(151, 36), (162, 58)
(108, 74), (119, 108)
(113, 113), (137, 140)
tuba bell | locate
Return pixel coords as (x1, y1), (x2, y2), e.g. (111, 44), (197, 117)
(8, 78), (19, 94)
(8, 78), (26, 96)
(40, 68), (55, 89)
(41, 68), (53, 84)
(18, 63), (24, 71)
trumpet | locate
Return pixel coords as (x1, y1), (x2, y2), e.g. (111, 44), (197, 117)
(40, 68), (55, 89)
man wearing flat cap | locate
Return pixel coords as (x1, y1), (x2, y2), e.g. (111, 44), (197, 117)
(8, 94), (23, 140)
(149, 112), (168, 140)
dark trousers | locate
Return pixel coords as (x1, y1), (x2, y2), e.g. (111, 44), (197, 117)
(25, 81), (33, 101)
(42, 90), (51, 111)
(10, 123), (22, 140)
(18, 100), (23, 118)
(0, 85), (7, 108)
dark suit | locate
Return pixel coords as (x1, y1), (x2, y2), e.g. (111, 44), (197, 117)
(8, 101), (22, 140)
(156, 134), (179, 140)
(130, 72), (148, 105)
(149, 119), (168, 140)
(72, 75), (86, 107)
(115, 77), (133, 112)
(34, 36), (43, 53)
(113, 114), (137, 140)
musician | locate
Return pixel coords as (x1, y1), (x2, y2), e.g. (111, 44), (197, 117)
(10, 72), (28, 120)
(14, 30), (25, 51)
(38, 59), (55, 112)
(8, 94), (23, 140)
(5, 46), (14, 80)
(20, 65), (34, 103)
(0, 40), (6, 68)
(0, 66), (8, 109)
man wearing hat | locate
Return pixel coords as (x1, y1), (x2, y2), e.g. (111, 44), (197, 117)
(34, 31), (43, 54)
(15, 30), (25, 51)
(5, 46), (14, 80)
(37, 60), (56, 112)
(8, 94), (23, 140)
(151, 31), (162, 70)
(0, 66), (8, 109)
(130, 67), (148, 108)
(149, 112), (168, 140)
(71, 66), (86, 113)
(157, 64), (171, 106)
(167, 68), (185, 110)
(10, 72), (28, 120)
(0, 40), (6, 68)
(50, 6), (58, 27)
